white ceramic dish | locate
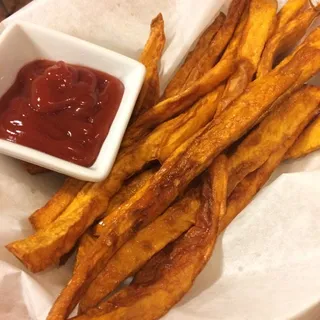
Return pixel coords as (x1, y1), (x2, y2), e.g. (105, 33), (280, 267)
(0, 22), (145, 181)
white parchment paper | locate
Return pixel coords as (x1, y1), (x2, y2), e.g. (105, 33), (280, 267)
(0, 1), (320, 319)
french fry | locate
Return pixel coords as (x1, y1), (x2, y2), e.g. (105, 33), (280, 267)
(220, 4), (249, 62)
(78, 188), (201, 312)
(98, 167), (158, 224)
(215, 63), (251, 116)
(121, 56), (237, 148)
(133, 13), (166, 117)
(162, 12), (226, 99)
(75, 168), (158, 268)
(216, 0), (277, 115)
(210, 5), (249, 118)
(182, 0), (247, 88)
(256, 27), (320, 117)
(6, 141), (159, 273)
(273, 0), (308, 36)
(121, 0), (248, 148)
(137, 65), (160, 114)
(209, 155), (228, 220)
(74, 156), (226, 320)
(269, 24), (320, 71)
(154, 84), (224, 162)
(75, 232), (97, 272)
(155, 9), (250, 161)
(220, 134), (304, 232)
(257, 5), (320, 79)
(237, 0), (277, 68)
(70, 250), (176, 320)
(227, 85), (320, 195)
(44, 35), (320, 320)
(285, 115), (320, 159)
(29, 178), (86, 230)
(93, 169), (155, 235)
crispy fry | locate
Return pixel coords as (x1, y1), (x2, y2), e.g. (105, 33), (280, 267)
(145, 11), (249, 162)
(69, 250), (172, 320)
(6, 142), (157, 272)
(121, 0), (248, 148)
(257, 6), (320, 79)
(93, 169), (156, 235)
(78, 188), (201, 312)
(257, 27), (320, 112)
(273, 0), (308, 36)
(209, 155), (228, 220)
(58, 171), (157, 268)
(238, 0), (277, 69)
(133, 14), (166, 117)
(227, 85), (320, 195)
(156, 85), (224, 162)
(44, 35), (320, 320)
(122, 56), (237, 148)
(75, 232), (97, 271)
(212, 6), (249, 118)
(162, 12), (226, 99)
(215, 62), (252, 116)
(220, 5), (249, 61)
(29, 178), (86, 230)
(75, 168), (158, 268)
(99, 168), (158, 223)
(216, 0), (277, 115)
(137, 65), (160, 114)
(22, 162), (49, 175)
(74, 157), (226, 320)
(183, 0), (247, 88)
(220, 134), (305, 232)
(285, 115), (320, 159)
(272, 24), (320, 69)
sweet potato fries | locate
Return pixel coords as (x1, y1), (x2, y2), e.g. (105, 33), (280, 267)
(5, 1), (320, 319)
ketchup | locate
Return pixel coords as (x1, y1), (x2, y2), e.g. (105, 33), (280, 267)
(0, 60), (124, 167)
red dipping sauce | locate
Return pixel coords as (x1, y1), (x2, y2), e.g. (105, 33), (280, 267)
(0, 60), (125, 167)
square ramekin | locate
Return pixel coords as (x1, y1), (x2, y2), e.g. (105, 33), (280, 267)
(0, 22), (145, 181)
